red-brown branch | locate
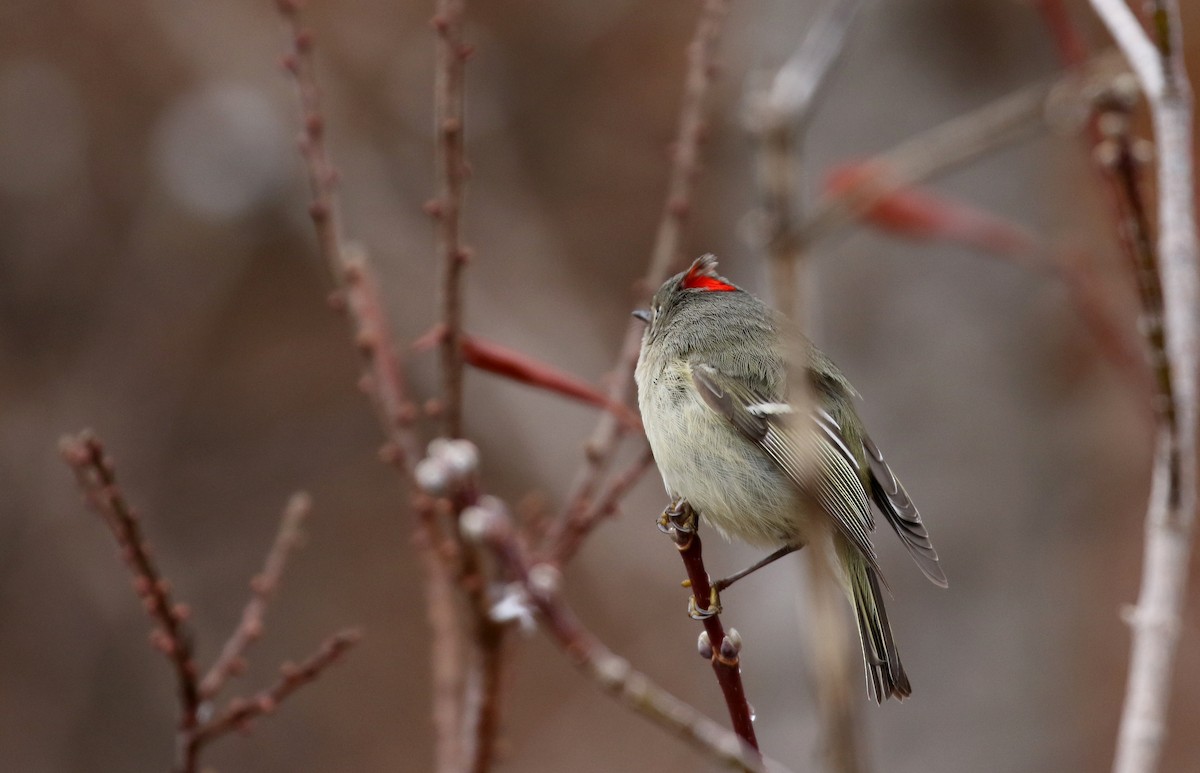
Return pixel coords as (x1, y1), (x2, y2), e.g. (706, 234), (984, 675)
(551, 0), (731, 552)
(665, 503), (759, 752)
(59, 432), (201, 731)
(199, 492), (311, 701)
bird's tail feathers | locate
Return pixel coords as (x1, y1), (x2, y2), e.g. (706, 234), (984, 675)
(849, 560), (911, 703)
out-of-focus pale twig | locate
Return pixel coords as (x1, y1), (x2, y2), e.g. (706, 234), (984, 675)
(744, 4), (866, 770)
(461, 494), (778, 773)
(1084, 3), (1199, 773)
(549, 0), (731, 559)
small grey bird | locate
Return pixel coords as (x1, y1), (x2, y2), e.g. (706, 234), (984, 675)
(634, 254), (946, 702)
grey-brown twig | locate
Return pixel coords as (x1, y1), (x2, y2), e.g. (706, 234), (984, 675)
(199, 492), (311, 700)
(431, 0), (471, 439)
(550, 0), (731, 559)
(60, 431), (201, 738)
(464, 496), (776, 773)
(1086, 3), (1199, 773)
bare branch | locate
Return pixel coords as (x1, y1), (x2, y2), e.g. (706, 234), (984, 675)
(59, 432), (201, 731)
(431, 0), (472, 439)
(199, 492), (311, 701)
(660, 502), (759, 754)
(274, 0), (420, 473)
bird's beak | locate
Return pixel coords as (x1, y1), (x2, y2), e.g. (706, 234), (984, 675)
(632, 309), (651, 324)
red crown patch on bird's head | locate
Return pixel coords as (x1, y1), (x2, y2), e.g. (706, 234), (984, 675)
(680, 254), (737, 292)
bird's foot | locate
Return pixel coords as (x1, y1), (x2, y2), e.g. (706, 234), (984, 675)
(658, 499), (696, 535)
(687, 586), (722, 620)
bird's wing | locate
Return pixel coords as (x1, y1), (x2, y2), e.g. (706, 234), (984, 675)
(691, 363), (881, 572)
(862, 433), (948, 587)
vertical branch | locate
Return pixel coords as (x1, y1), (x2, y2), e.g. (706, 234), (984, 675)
(432, 0), (471, 439)
(746, 4), (864, 771)
(548, 0), (731, 561)
(665, 504), (759, 752)
(59, 433), (202, 743)
(1085, 2), (1199, 773)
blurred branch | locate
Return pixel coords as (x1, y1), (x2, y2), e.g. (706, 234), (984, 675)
(550, 0), (731, 558)
(1085, 3), (1199, 773)
(431, 0), (472, 439)
(745, 5), (866, 770)
(462, 495), (776, 773)
(61, 432), (358, 773)
(199, 492), (311, 700)
(661, 502), (759, 755)
(800, 67), (1083, 245)
(59, 432), (202, 738)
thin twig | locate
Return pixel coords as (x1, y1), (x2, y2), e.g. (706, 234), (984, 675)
(431, 0), (471, 439)
(663, 503), (759, 754)
(59, 432), (201, 734)
(549, 0), (732, 555)
(1086, 3), (1199, 773)
(199, 492), (311, 701)
(274, 0), (420, 472)
(464, 497), (777, 773)
(188, 629), (361, 749)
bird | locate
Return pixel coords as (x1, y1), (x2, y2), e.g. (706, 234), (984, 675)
(633, 253), (946, 702)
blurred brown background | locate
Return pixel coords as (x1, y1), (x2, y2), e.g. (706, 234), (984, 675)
(2, 0), (1199, 770)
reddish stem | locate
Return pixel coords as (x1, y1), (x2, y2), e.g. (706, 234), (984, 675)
(667, 504), (759, 752)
